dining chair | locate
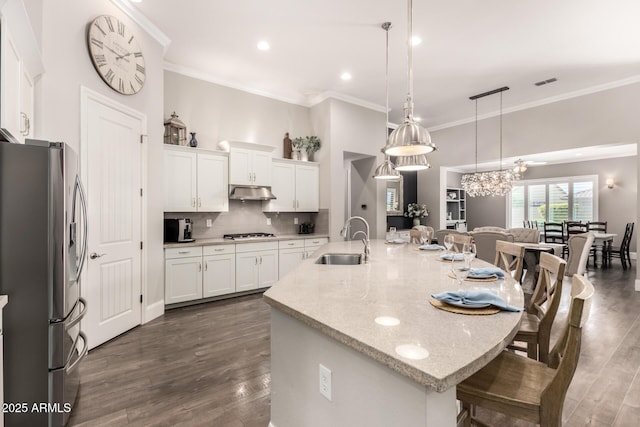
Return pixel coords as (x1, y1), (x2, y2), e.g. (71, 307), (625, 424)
(472, 231), (514, 262)
(609, 222), (634, 269)
(565, 232), (595, 276)
(508, 252), (566, 364)
(457, 274), (594, 427)
(544, 222), (566, 258)
(434, 229), (467, 246)
(494, 241), (525, 282)
(409, 225), (434, 244)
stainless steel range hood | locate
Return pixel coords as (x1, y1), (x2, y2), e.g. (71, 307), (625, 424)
(229, 185), (277, 201)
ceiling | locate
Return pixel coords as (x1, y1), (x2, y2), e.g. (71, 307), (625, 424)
(127, 0), (640, 172)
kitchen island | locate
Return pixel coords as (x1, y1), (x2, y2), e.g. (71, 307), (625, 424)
(263, 239), (524, 427)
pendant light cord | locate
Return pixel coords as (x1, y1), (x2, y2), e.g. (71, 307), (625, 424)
(384, 22), (391, 155)
(474, 99), (478, 173)
(499, 91), (503, 171)
(406, 0), (413, 116)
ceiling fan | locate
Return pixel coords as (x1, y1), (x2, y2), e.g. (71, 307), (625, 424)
(513, 158), (547, 173)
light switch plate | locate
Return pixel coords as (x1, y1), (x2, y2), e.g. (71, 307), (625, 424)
(206, 219), (212, 227)
(266, 218), (272, 225)
(319, 364), (332, 401)
(294, 217), (299, 225)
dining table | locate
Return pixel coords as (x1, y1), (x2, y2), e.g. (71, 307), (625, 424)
(591, 232), (617, 268)
(513, 242), (564, 293)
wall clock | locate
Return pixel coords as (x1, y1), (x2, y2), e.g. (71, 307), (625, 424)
(87, 15), (146, 95)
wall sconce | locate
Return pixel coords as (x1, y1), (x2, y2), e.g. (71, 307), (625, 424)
(606, 178), (615, 189)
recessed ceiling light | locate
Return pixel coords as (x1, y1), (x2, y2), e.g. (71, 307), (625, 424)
(340, 72), (352, 81)
(411, 36), (422, 46)
(130, 0), (142, 3)
(257, 41), (270, 51)
(576, 153), (583, 157)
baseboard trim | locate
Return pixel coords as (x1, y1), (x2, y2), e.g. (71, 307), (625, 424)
(631, 252), (637, 260)
(269, 422), (276, 427)
(636, 279), (640, 292)
(145, 299), (164, 323)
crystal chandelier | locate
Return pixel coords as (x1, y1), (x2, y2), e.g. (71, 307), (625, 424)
(373, 22), (400, 180)
(461, 87), (519, 197)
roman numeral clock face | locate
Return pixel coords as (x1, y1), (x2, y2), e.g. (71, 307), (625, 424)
(87, 15), (145, 95)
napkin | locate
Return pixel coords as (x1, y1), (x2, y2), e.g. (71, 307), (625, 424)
(431, 290), (522, 312)
(386, 238), (406, 244)
(468, 267), (505, 279)
(419, 244), (445, 251)
(440, 253), (464, 261)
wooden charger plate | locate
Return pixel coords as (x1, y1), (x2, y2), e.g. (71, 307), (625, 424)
(429, 298), (500, 315)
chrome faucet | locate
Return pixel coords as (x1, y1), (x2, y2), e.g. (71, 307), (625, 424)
(340, 216), (370, 263)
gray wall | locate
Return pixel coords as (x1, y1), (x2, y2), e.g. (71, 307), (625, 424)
(350, 157), (377, 237)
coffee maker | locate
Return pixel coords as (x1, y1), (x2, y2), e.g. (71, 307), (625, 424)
(164, 218), (195, 243)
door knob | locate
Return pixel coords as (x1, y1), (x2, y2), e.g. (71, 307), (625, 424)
(90, 252), (106, 259)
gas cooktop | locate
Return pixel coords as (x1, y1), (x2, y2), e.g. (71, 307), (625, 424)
(223, 232), (276, 240)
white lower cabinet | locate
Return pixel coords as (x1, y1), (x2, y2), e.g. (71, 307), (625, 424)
(304, 237), (329, 259)
(165, 254), (203, 304)
(236, 241), (279, 291)
(203, 246), (236, 298)
(279, 240), (305, 278)
(165, 245), (236, 304)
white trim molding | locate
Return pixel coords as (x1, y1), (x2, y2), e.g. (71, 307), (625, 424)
(307, 91), (387, 113)
(145, 299), (164, 324)
(110, 0), (171, 53)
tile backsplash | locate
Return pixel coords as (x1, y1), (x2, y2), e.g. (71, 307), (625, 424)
(165, 201), (328, 239)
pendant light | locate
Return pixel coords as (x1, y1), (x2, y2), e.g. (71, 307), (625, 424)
(384, 0), (436, 157)
(374, 22), (400, 181)
(395, 154), (431, 171)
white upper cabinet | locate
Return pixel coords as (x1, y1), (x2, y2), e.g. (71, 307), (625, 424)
(264, 159), (319, 212)
(164, 146), (228, 212)
(0, 2), (44, 143)
(226, 142), (275, 186)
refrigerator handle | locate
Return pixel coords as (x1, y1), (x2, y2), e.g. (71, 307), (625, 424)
(65, 297), (87, 331)
(74, 175), (89, 280)
(66, 331), (88, 374)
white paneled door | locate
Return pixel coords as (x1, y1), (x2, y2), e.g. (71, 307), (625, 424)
(83, 91), (144, 349)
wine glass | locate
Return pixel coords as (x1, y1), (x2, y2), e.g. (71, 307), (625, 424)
(443, 234), (454, 254)
(451, 258), (469, 286)
(462, 242), (476, 270)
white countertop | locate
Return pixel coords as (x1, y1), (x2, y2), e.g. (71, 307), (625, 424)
(0, 295), (6, 310)
(163, 233), (329, 249)
(263, 240), (524, 392)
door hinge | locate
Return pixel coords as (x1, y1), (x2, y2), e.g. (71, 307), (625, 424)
(140, 134), (147, 144)
(140, 294), (143, 304)
(140, 241), (143, 250)
(140, 188), (143, 197)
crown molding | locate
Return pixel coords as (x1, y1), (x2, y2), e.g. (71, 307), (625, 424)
(428, 75), (640, 132)
(307, 91), (387, 113)
(163, 62), (311, 106)
(110, 0), (171, 53)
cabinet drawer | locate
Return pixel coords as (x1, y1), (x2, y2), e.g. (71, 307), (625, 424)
(203, 244), (235, 256)
(278, 239), (304, 249)
(235, 241), (278, 253)
(305, 237), (328, 247)
(165, 246), (203, 259)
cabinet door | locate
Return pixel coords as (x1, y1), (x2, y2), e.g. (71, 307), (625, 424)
(165, 256), (203, 304)
(20, 69), (34, 139)
(197, 153), (228, 212)
(295, 164), (319, 212)
(1, 24), (22, 143)
(229, 148), (252, 185)
(164, 149), (197, 212)
(203, 254), (235, 297)
(258, 250), (278, 288)
(252, 151), (272, 186)
(264, 162), (295, 212)
(236, 252), (259, 291)
(279, 248), (305, 279)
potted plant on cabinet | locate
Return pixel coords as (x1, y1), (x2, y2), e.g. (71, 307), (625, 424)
(291, 137), (305, 160)
(303, 136), (321, 161)
(404, 203), (429, 227)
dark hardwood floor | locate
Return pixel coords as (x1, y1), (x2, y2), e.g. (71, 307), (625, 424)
(69, 262), (640, 426)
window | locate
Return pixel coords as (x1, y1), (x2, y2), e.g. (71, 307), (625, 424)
(507, 175), (598, 228)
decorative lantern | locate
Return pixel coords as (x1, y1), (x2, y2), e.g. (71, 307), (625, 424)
(164, 112), (187, 145)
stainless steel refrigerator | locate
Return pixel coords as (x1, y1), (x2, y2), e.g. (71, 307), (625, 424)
(0, 139), (88, 426)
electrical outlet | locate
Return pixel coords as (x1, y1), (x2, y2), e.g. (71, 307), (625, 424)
(206, 219), (212, 228)
(319, 364), (332, 401)
(266, 218), (272, 225)
(294, 217), (299, 225)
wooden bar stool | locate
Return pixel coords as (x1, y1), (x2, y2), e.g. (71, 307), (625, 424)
(457, 274), (595, 427)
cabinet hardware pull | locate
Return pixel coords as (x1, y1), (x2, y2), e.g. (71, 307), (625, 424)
(178, 251), (190, 254)
(248, 173), (252, 183)
(255, 256), (258, 265)
(192, 197), (196, 207)
(199, 263), (202, 272)
(288, 243), (294, 246)
(198, 197), (202, 207)
(214, 248), (224, 252)
(20, 112), (29, 135)
(205, 263), (208, 271)
(260, 256), (263, 264)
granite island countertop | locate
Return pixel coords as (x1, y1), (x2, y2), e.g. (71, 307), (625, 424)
(263, 239), (524, 392)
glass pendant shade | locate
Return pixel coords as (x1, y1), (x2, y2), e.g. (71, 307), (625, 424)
(395, 154), (430, 171)
(373, 157), (400, 180)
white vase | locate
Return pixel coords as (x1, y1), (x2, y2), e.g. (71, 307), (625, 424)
(291, 150), (301, 160)
(300, 150), (309, 161)
(413, 218), (421, 227)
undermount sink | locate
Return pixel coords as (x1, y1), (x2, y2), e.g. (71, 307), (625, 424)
(315, 253), (363, 265)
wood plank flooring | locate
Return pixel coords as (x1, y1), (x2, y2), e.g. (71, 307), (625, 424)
(69, 263), (640, 426)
